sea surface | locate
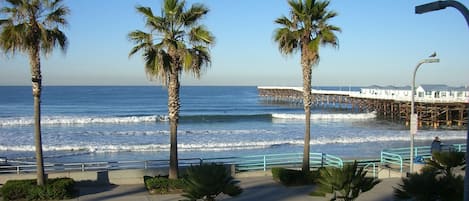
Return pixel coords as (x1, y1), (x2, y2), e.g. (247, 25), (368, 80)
(0, 86), (466, 163)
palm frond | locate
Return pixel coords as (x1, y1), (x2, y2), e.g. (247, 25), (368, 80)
(0, 22), (29, 53)
(274, 16), (295, 28)
(273, 27), (299, 55)
(311, 161), (380, 200)
(128, 30), (153, 57)
(44, 5), (69, 27)
(136, 6), (154, 20)
(183, 3), (208, 26)
(40, 26), (68, 55)
(189, 25), (214, 45)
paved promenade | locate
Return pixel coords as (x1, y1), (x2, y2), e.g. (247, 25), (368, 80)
(63, 176), (400, 201)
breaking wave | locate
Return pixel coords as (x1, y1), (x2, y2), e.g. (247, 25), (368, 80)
(0, 112), (376, 127)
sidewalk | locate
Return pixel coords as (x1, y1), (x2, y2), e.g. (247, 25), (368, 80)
(65, 176), (401, 201)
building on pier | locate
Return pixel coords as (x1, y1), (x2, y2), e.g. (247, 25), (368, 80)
(258, 85), (468, 128)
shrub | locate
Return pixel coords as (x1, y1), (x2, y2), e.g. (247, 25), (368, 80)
(271, 167), (317, 186)
(144, 175), (186, 194)
(1, 179), (36, 201)
(1, 178), (75, 201)
(182, 163), (242, 201)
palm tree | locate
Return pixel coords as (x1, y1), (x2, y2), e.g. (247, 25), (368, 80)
(128, 0), (214, 179)
(311, 161), (381, 201)
(182, 163), (242, 201)
(274, 0), (340, 172)
(394, 151), (466, 201)
(0, 0), (69, 186)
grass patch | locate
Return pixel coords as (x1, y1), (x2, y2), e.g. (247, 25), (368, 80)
(143, 175), (186, 194)
(272, 167), (318, 186)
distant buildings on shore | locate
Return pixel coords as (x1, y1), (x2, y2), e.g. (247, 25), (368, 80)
(359, 84), (469, 103)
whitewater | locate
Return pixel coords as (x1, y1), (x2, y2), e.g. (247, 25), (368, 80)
(0, 86), (466, 163)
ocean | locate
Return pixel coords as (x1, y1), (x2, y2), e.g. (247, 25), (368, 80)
(0, 86), (466, 163)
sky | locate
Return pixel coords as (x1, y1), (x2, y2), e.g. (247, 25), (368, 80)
(0, 0), (468, 87)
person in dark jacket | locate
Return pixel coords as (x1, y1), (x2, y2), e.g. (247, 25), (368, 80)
(431, 136), (441, 154)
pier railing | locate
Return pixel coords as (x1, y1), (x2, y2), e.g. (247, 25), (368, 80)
(380, 143), (466, 173)
(0, 152), (343, 175)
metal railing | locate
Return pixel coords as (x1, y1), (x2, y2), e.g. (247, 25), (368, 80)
(0, 152), (343, 175)
(380, 143), (466, 173)
(0, 158), (204, 175)
(344, 159), (379, 178)
(235, 152), (343, 172)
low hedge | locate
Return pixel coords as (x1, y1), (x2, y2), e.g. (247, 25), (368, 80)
(272, 167), (318, 186)
(1, 178), (75, 201)
(143, 175), (186, 194)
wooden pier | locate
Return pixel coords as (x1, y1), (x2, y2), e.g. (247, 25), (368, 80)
(258, 86), (468, 128)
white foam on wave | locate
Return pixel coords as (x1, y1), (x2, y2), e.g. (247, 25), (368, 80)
(272, 112), (377, 120)
(1, 131), (465, 153)
(0, 141), (299, 152)
(0, 115), (169, 127)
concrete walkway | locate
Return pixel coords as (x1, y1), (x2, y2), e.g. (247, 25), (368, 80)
(64, 176), (401, 201)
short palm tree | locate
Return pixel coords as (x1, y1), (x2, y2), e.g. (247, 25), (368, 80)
(274, 0), (340, 172)
(311, 161), (380, 201)
(182, 163), (242, 201)
(0, 0), (69, 186)
(424, 151), (465, 176)
(394, 151), (466, 201)
(128, 0), (214, 179)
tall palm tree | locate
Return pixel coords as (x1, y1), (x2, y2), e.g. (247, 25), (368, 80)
(128, 0), (214, 179)
(0, 0), (69, 186)
(274, 0), (340, 172)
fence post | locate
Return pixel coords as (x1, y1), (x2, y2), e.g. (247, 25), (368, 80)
(263, 155), (266, 171)
(144, 161), (148, 169)
(373, 163), (376, 178)
(321, 153), (325, 167)
(16, 166), (20, 175)
(415, 147), (418, 158)
(81, 163), (85, 172)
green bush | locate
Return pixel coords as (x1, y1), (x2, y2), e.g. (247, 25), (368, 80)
(271, 167), (317, 186)
(144, 175), (186, 194)
(1, 179), (36, 201)
(1, 178), (75, 201)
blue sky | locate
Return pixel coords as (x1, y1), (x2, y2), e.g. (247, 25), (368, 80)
(1, 0), (468, 87)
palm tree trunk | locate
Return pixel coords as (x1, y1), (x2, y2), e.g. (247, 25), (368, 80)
(301, 58), (312, 173)
(168, 69), (180, 179)
(30, 47), (45, 186)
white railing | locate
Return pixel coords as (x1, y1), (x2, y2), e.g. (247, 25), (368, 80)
(258, 86), (469, 103)
(351, 93), (468, 103)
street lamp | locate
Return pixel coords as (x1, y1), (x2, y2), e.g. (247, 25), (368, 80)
(415, 1), (469, 27)
(415, 1), (469, 200)
(409, 57), (439, 173)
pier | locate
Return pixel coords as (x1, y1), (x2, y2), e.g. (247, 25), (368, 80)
(258, 86), (468, 128)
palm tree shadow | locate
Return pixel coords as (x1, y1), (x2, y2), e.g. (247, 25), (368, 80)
(74, 180), (118, 196)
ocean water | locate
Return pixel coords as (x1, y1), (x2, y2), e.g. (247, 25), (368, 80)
(0, 86), (466, 163)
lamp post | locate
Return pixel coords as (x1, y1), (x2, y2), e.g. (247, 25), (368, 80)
(410, 57), (439, 173)
(416, 1), (469, 27)
(415, 2), (469, 200)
